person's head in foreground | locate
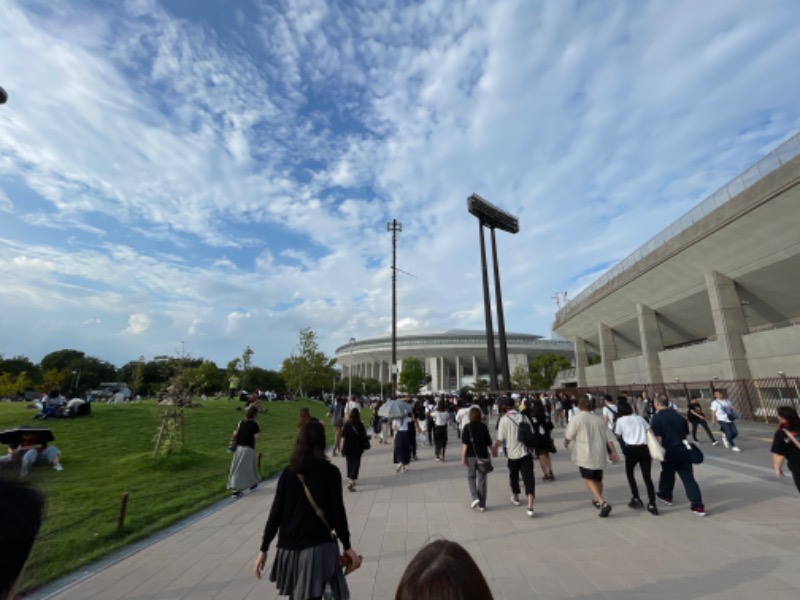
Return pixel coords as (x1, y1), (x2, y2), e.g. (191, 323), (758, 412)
(0, 478), (45, 600)
(395, 539), (494, 600)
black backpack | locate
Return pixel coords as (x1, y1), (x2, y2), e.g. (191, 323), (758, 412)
(516, 415), (538, 450)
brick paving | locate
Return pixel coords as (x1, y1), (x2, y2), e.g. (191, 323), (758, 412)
(35, 419), (800, 599)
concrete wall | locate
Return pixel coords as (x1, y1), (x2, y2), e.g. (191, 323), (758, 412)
(658, 341), (727, 381)
(612, 355), (646, 384)
(743, 326), (800, 377)
(584, 364), (606, 387)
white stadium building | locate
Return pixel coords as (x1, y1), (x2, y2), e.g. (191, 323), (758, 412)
(334, 329), (573, 393)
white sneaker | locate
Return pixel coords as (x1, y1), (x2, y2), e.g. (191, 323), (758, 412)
(731, 446), (741, 452)
(527, 508), (535, 518)
(510, 495), (521, 506)
(471, 499), (480, 509)
(53, 463), (64, 471)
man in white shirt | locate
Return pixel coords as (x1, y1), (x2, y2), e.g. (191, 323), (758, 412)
(493, 400), (536, 517)
(455, 404), (474, 438)
(710, 390), (740, 451)
(601, 395), (618, 433)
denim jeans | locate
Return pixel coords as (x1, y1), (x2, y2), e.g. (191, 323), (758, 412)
(466, 456), (488, 508)
(719, 421), (739, 447)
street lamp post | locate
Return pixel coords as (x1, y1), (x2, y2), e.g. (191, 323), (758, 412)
(348, 338), (355, 400)
(72, 369), (81, 389)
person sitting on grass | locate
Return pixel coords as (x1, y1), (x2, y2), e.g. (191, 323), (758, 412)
(14, 431), (63, 478)
(0, 479), (45, 600)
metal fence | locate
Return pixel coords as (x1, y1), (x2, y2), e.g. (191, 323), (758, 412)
(553, 376), (800, 423)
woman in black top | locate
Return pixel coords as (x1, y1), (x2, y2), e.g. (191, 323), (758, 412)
(687, 397), (718, 445)
(461, 406), (493, 511)
(771, 406), (800, 493)
(531, 398), (556, 481)
(342, 408), (368, 492)
(228, 406), (260, 496)
(254, 420), (361, 599)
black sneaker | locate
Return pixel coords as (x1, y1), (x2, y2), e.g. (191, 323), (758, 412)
(592, 500), (602, 509)
(599, 503), (612, 518)
(628, 498), (644, 509)
(647, 503), (659, 515)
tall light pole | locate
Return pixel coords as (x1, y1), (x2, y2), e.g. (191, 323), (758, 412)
(72, 369), (81, 389)
(387, 219), (402, 398)
(348, 338), (356, 400)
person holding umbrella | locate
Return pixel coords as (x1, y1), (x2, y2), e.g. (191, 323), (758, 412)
(379, 399), (414, 473)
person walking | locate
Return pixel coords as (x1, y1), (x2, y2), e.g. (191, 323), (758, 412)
(687, 396), (718, 445)
(228, 406), (261, 497)
(393, 411), (413, 473)
(461, 406), (494, 512)
(564, 395), (620, 517)
(332, 397), (346, 456)
(651, 396), (706, 516)
(341, 408), (368, 492)
(528, 398), (555, 481)
(432, 400), (451, 461)
(710, 390), (740, 451)
(253, 420), (361, 599)
(614, 402), (658, 515)
(771, 406), (800, 493)
(494, 399), (536, 518)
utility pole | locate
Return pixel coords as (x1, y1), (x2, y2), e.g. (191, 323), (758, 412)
(387, 219), (402, 398)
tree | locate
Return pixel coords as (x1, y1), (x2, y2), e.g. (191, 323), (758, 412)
(248, 367), (285, 392)
(511, 364), (531, 390)
(398, 357), (426, 394)
(130, 356), (145, 397)
(528, 353), (573, 390)
(0, 355), (41, 383)
(280, 328), (337, 397)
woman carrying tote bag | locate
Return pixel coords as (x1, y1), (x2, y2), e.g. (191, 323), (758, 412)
(461, 406), (494, 512)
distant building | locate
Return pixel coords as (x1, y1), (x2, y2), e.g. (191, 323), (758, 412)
(553, 133), (800, 386)
(335, 329), (573, 392)
(89, 382), (132, 402)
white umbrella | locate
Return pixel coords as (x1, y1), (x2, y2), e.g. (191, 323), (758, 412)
(378, 400), (412, 419)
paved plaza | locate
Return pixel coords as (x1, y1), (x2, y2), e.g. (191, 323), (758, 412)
(35, 418), (800, 600)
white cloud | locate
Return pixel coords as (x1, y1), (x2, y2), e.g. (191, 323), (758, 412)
(0, 0), (799, 370)
(125, 313), (150, 334)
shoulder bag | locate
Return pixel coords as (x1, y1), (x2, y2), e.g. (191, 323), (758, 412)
(468, 424), (494, 474)
(297, 473), (362, 575)
(681, 439), (704, 464)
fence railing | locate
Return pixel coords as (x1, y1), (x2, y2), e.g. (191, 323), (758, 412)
(552, 376), (800, 423)
(555, 132), (800, 325)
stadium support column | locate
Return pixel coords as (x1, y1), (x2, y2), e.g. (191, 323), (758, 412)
(637, 304), (664, 385)
(574, 337), (588, 387)
(472, 356), (479, 385)
(455, 356), (461, 391)
(598, 323), (617, 386)
(706, 270), (751, 380)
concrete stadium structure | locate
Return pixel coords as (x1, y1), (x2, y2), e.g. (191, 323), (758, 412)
(334, 329), (573, 392)
(553, 133), (800, 387)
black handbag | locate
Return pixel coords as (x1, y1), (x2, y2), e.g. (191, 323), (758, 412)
(681, 439), (704, 464)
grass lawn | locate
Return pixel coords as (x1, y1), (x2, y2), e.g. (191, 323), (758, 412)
(0, 398), (331, 594)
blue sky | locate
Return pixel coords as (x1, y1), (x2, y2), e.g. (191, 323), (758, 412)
(1, 0), (800, 370)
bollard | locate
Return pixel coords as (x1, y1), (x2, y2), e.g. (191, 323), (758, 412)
(117, 492), (129, 532)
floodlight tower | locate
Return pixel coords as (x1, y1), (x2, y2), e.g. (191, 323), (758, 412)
(467, 193), (519, 392)
(387, 219), (402, 398)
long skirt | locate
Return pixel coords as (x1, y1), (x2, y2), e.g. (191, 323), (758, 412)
(393, 429), (411, 466)
(228, 445), (259, 491)
(270, 540), (349, 600)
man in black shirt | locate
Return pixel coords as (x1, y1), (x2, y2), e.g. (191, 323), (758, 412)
(651, 397), (705, 516)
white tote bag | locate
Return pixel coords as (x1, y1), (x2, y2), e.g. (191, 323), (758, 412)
(646, 429), (665, 462)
